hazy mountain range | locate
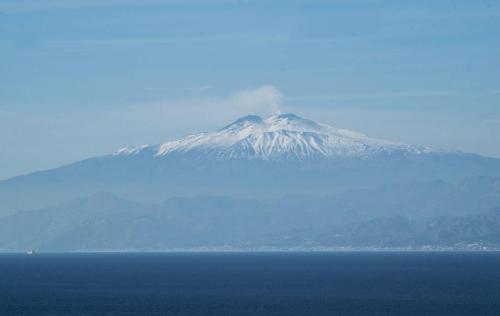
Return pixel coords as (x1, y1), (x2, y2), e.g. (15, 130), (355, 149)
(1, 113), (500, 251)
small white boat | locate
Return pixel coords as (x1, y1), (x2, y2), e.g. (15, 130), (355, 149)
(26, 250), (36, 255)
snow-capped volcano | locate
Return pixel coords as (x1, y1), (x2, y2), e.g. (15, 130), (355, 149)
(2, 112), (500, 215)
(116, 113), (429, 160)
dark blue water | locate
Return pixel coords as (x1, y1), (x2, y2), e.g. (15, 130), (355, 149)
(0, 252), (499, 315)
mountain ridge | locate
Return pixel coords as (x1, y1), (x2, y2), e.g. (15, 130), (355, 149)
(1, 176), (500, 251)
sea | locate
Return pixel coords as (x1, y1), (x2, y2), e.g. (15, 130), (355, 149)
(0, 252), (499, 315)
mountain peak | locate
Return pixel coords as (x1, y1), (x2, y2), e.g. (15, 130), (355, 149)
(221, 115), (263, 131)
(117, 113), (427, 160)
(264, 113), (322, 132)
(219, 113), (321, 135)
(268, 113), (301, 120)
(238, 114), (264, 123)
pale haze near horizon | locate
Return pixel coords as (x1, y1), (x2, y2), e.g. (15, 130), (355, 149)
(1, 0), (500, 180)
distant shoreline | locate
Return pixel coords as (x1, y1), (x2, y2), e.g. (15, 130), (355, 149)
(1, 247), (500, 254)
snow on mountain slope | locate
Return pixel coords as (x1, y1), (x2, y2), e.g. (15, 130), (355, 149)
(115, 113), (432, 160)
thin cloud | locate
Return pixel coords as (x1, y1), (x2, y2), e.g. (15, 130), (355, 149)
(0, 0), (241, 13)
(286, 90), (457, 102)
(31, 33), (280, 53)
(44, 35), (245, 50)
(146, 86), (211, 92)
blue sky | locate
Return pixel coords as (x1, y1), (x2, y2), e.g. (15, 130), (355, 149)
(1, 0), (500, 179)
